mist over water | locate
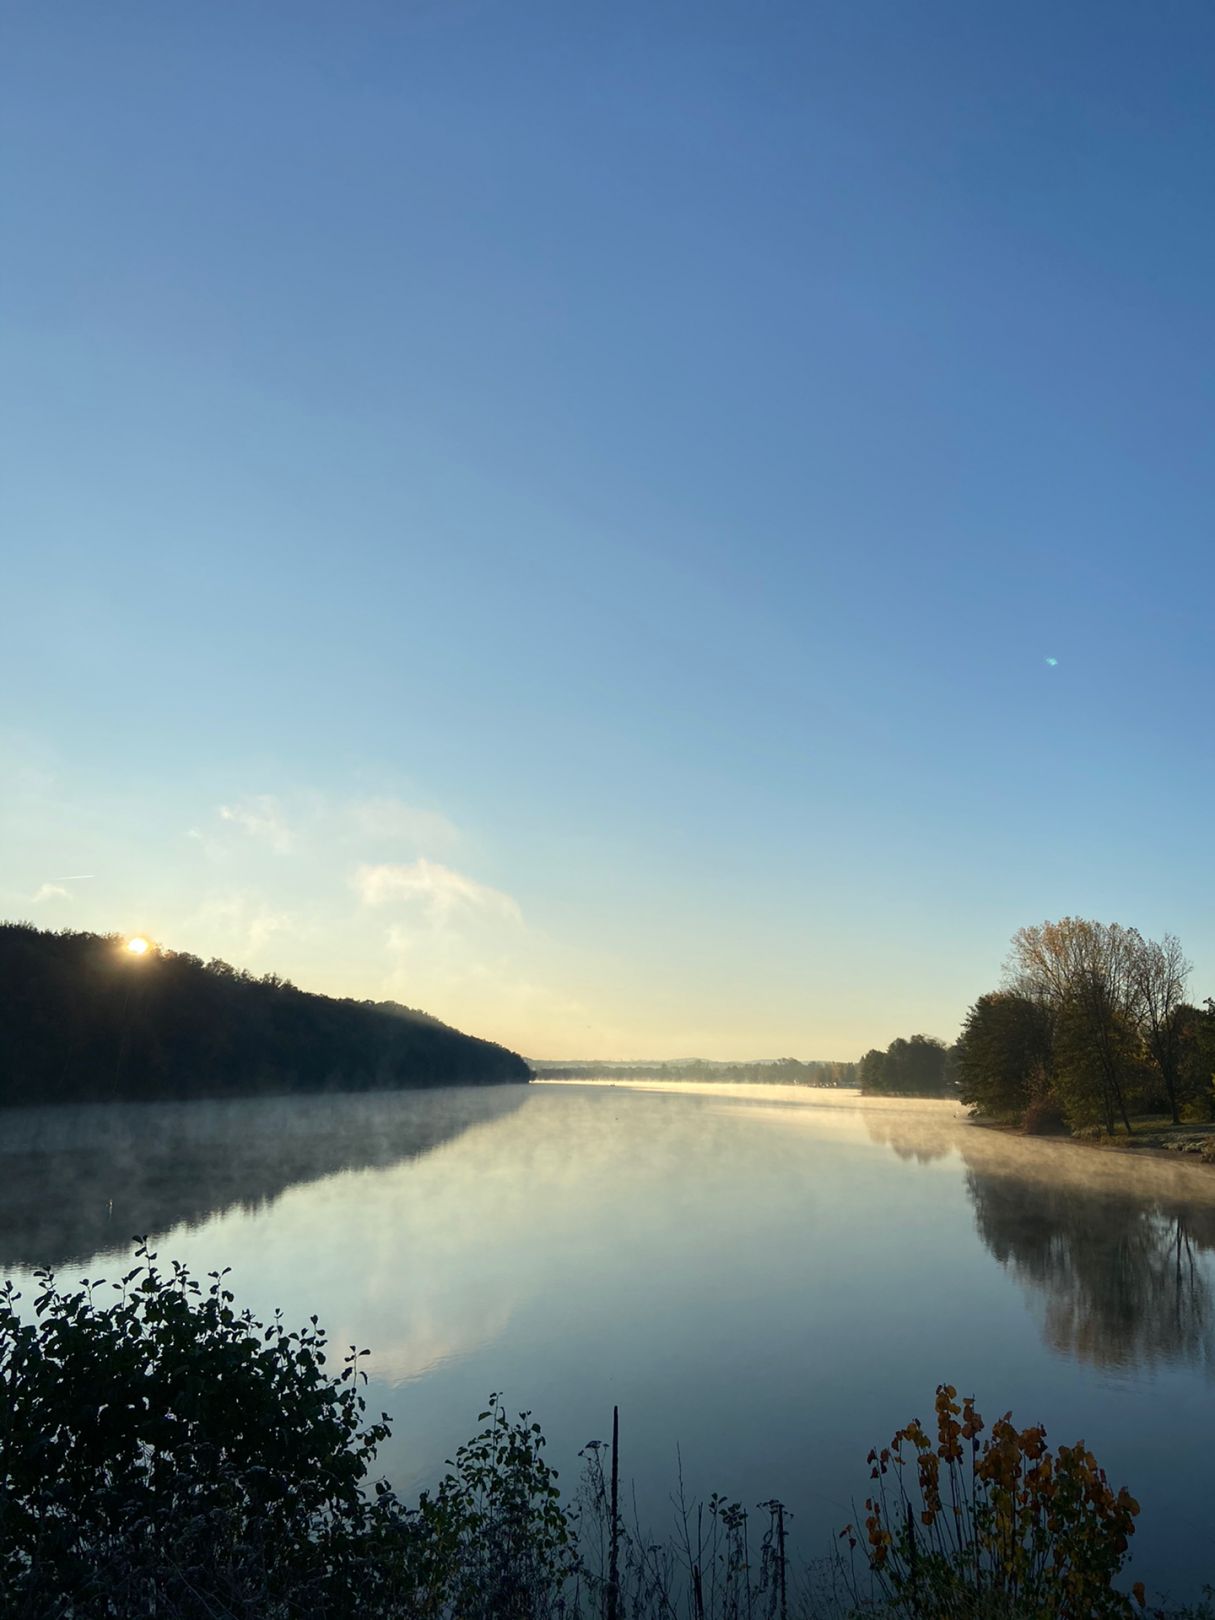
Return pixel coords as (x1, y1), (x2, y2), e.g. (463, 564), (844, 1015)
(8, 1082), (1215, 1601)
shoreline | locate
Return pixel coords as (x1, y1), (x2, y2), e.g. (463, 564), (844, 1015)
(968, 1113), (1215, 1166)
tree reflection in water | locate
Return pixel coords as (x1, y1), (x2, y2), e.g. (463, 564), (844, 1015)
(0, 1084), (527, 1272)
(965, 1160), (1215, 1370)
(861, 1101), (1215, 1373)
(860, 1104), (955, 1164)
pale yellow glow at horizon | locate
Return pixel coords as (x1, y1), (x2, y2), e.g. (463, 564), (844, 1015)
(125, 936), (150, 955)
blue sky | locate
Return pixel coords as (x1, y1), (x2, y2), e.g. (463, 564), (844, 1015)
(2, 2), (1213, 1058)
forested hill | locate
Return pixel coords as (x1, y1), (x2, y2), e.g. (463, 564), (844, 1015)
(0, 923), (531, 1106)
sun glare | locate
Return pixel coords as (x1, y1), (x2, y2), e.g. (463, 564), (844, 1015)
(126, 936), (150, 956)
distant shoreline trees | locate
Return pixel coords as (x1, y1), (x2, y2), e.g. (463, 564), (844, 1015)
(857, 1032), (955, 1097)
(956, 918), (1215, 1135)
(530, 1057), (857, 1086)
(0, 923), (530, 1106)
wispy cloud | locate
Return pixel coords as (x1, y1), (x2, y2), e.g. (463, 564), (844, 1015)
(210, 792), (456, 860)
(354, 859), (521, 925)
(31, 873), (92, 903)
(218, 796), (294, 854)
(190, 893), (300, 958)
(347, 797), (458, 850)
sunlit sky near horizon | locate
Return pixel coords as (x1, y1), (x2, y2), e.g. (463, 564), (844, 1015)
(3, 3), (1214, 1061)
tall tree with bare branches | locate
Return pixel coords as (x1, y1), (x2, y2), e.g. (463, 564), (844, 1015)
(1132, 931), (1192, 1123)
(1007, 919), (1144, 1135)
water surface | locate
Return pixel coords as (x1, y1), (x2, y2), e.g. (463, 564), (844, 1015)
(6, 1081), (1214, 1602)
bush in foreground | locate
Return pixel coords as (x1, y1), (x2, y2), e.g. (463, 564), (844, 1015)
(0, 1244), (572, 1618)
(0, 1248), (1186, 1618)
(839, 1384), (1142, 1619)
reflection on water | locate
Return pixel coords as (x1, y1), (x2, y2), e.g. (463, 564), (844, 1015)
(0, 1085), (525, 1269)
(967, 1165), (1215, 1370)
(859, 1101), (1215, 1373)
(6, 1081), (1215, 1600)
(859, 1106), (954, 1164)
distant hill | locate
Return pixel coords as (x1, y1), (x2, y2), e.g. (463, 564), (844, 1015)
(0, 923), (530, 1106)
(530, 1057), (857, 1086)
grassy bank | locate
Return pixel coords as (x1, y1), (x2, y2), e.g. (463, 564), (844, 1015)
(972, 1111), (1215, 1165)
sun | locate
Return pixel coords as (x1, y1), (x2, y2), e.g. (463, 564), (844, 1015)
(126, 936), (150, 955)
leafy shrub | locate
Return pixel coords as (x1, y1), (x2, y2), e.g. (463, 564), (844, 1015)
(0, 1240), (398, 1616)
(1021, 1094), (1068, 1136)
(839, 1384), (1142, 1619)
(0, 1250), (1173, 1620)
(0, 1244), (572, 1619)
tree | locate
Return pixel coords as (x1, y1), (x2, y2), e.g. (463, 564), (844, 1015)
(858, 1047), (889, 1092)
(1131, 931), (1192, 1123)
(955, 990), (1055, 1121)
(1175, 999), (1215, 1120)
(1007, 919), (1143, 1135)
(0, 922), (531, 1106)
(1051, 997), (1146, 1135)
(858, 1035), (951, 1096)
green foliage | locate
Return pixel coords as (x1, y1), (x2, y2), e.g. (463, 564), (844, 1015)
(1178, 1002), (1215, 1121)
(858, 1035), (953, 1098)
(416, 1400), (576, 1618)
(1050, 998), (1146, 1134)
(0, 1249), (1192, 1619)
(0, 1245), (576, 1619)
(0, 922), (529, 1105)
(959, 918), (1215, 1136)
(955, 993), (1055, 1122)
(0, 1240), (394, 1616)
(1008, 919), (1147, 1136)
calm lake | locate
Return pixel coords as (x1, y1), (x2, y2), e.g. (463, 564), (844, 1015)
(4, 1080), (1214, 1601)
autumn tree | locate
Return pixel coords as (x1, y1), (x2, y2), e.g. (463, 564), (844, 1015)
(1007, 919), (1143, 1135)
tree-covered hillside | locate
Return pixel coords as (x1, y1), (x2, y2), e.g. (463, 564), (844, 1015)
(0, 923), (530, 1105)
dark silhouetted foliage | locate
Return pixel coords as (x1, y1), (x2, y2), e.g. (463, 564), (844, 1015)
(955, 991), (1056, 1122)
(959, 920), (1215, 1135)
(0, 923), (530, 1106)
(857, 1034), (954, 1097)
(0, 1246), (573, 1618)
(531, 1057), (857, 1086)
(0, 1248), (1166, 1620)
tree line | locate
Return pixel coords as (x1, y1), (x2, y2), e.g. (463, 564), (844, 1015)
(0, 923), (530, 1106)
(956, 917), (1215, 1134)
(531, 1057), (857, 1086)
(857, 1033), (955, 1096)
